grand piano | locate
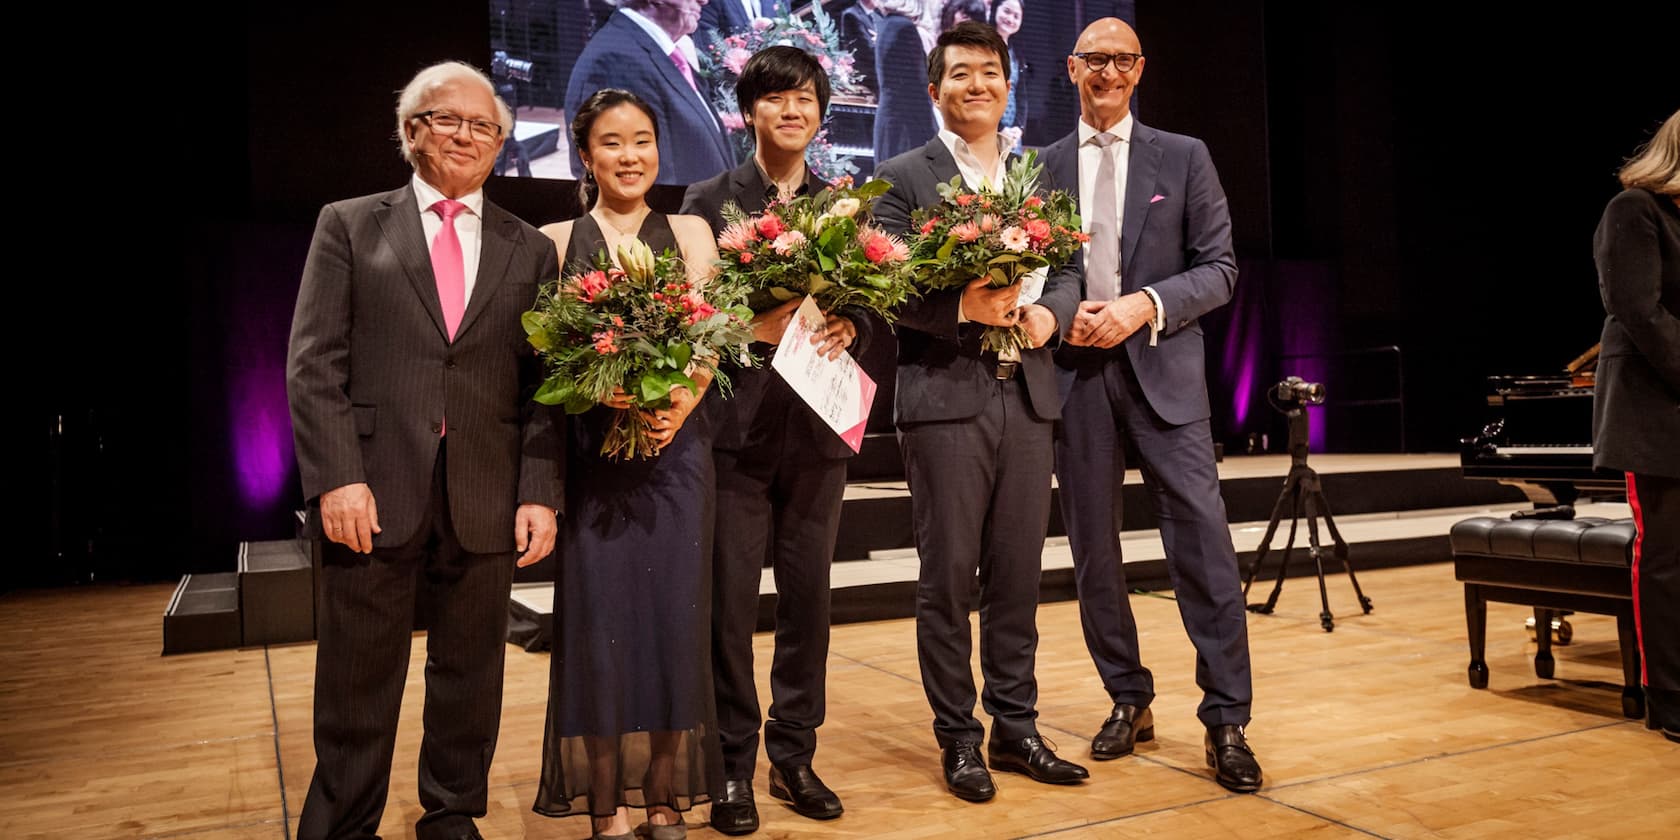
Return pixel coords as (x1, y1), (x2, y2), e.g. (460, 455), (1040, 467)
(1460, 345), (1626, 511)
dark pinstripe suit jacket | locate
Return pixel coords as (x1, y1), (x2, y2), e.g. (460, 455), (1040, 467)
(287, 183), (564, 553)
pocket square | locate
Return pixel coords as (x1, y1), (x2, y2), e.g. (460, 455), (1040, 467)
(1150, 194), (1166, 204)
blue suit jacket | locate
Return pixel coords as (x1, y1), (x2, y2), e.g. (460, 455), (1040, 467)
(565, 11), (736, 186)
(1040, 121), (1238, 426)
(695, 0), (790, 48)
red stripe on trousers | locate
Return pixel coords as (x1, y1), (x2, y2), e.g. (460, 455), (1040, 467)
(1627, 471), (1648, 687)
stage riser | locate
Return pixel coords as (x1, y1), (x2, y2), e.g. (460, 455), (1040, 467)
(785, 535), (1451, 631)
(836, 469), (1523, 562)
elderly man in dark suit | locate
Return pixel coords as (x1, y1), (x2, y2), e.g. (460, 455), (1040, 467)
(872, 21), (1086, 805)
(840, 0), (883, 94)
(286, 61), (562, 840)
(566, 0), (736, 186)
(679, 45), (869, 835)
(1037, 18), (1260, 793)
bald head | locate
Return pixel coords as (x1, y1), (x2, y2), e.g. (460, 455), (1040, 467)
(1068, 17), (1145, 131)
(1076, 17), (1141, 54)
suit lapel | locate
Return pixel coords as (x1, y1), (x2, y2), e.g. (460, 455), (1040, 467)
(455, 200), (517, 341)
(375, 185), (449, 342)
(922, 139), (961, 199)
(1043, 133), (1079, 195)
(625, 17), (724, 145)
(1121, 123), (1162, 276)
(730, 161), (768, 214)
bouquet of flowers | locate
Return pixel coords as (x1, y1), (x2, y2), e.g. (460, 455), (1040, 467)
(700, 4), (861, 183)
(523, 238), (755, 459)
(712, 177), (915, 322)
(905, 152), (1088, 354)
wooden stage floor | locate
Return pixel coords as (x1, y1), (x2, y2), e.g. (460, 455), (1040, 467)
(3, 562), (1676, 839)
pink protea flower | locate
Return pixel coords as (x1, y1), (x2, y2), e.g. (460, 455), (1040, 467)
(718, 220), (759, 251)
(818, 54), (833, 71)
(575, 269), (611, 302)
(977, 213), (1001, 233)
(999, 226), (1030, 252)
(771, 230), (808, 255)
(952, 221), (982, 243)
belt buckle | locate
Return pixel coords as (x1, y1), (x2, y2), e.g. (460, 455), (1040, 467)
(994, 360), (1020, 380)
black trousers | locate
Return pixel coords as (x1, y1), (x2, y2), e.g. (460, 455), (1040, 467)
(1054, 353), (1252, 727)
(711, 399), (847, 779)
(901, 379), (1052, 747)
(298, 444), (516, 840)
(1629, 471), (1680, 730)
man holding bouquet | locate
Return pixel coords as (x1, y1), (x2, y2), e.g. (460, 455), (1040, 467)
(680, 46), (868, 834)
(1039, 18), (1261, 793)
(871, 21), (1087, 804)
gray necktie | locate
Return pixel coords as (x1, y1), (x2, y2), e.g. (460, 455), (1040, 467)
(1086, 132), (1122, 301)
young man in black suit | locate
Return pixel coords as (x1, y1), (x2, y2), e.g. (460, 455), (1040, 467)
(871, 21), (1087, 804)
(680, 46), (868, 834)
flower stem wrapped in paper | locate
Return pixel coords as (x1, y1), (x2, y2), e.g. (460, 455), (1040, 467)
(905, 152), (1087, 355)
(712, 177), (915, 323)
(523, 238), (755, 460)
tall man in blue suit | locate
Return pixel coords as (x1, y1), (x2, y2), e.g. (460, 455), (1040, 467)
(566, 0), (736, 186)
(873, 21), (1088, 805)
(1039, 17), (1263, 793)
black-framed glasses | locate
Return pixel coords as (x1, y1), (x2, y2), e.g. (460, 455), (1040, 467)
(415, 110), (504, 142)
(1073, 51), (1143, 73)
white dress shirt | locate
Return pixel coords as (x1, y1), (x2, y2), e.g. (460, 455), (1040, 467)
(1076, 113), (1164, 342)
(938, 128), (1010, 190)
(412, 174), (486, 305)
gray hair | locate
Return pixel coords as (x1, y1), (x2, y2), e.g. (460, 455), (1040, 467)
(394, 61), (514, 164)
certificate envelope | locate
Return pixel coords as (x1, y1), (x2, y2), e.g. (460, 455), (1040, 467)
(770, 296), (877, 453)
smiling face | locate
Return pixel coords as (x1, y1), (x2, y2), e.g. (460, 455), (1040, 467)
(1067, 18), (1145, 131)
(580, 103), (659, 204)
(929, 43), (1009, 143)
(747, 80), (821, 157)
(994, 0), (1022, 38)
(405, 80), (505, 198)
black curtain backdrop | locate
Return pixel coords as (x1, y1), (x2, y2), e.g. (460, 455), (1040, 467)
(33, 0), (1678, 587)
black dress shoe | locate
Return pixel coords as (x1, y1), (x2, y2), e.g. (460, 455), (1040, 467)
(710, 778), (759, 835)
(768, 764), (843, 820)
(1205, 725), (1263, 792)
(987, 735), (1090, 785)
(1092, 703), (1155, 760)
(941, 742), (997, 802)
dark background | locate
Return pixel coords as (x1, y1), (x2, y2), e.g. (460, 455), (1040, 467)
(35, 0), (1677, 589)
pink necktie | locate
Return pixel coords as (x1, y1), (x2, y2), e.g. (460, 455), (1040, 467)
(429, 199), (467, 341)
(669, 47), (697, 92)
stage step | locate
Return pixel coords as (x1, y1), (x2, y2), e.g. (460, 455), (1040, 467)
(238, 539), (314, 646)
(161, 539), (316, 655)
(162, 572), (241, 655)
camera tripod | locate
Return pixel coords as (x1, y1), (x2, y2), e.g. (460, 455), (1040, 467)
(1241, 405), (1373, 631)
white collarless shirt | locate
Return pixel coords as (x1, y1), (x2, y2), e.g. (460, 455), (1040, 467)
(412, 174), (486, 306)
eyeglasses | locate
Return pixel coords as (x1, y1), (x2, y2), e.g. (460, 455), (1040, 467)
(415, 110), (504, 143)
(1072, 51), (1143, 73)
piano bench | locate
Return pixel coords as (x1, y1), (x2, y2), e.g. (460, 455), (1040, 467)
(1450, 516), (1644, 719)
